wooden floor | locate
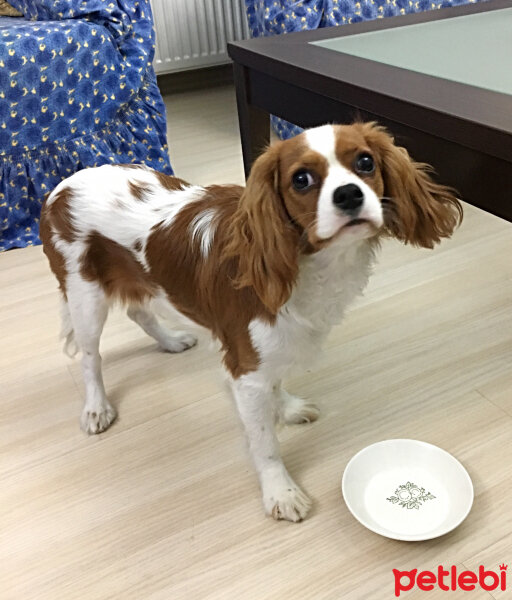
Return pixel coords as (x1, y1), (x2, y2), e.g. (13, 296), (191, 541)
(2, 84), (512, 600)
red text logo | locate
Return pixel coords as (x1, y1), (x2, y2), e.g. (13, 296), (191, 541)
(393, 564), (507, 597)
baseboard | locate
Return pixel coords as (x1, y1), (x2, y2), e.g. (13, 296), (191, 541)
(157, 64), (234, 95)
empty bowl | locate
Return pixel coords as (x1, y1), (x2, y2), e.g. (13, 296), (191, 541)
(342, 439), (474, 541)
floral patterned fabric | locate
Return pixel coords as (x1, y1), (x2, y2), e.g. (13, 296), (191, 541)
(245, 0), (484, 140)
(1, 0), (172, 251)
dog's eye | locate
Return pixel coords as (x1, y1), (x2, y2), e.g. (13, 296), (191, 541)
(292, 169), (315, 191)
(355, 153), (375, 175)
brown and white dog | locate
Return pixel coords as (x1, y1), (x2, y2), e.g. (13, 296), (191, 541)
(40, 123), (462, 522)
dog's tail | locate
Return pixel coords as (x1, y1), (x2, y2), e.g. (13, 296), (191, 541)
(60, 298), (78, 358)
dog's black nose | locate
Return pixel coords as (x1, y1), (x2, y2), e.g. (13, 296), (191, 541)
(333, 184), (364, 214)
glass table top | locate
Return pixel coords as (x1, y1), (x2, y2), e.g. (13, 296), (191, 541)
(312, 8), (512, 96)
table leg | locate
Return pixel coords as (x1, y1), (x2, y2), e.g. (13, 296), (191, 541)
(233, 63), (270, 179)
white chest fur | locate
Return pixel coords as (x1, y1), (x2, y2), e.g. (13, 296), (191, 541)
(249, 240), (377, 378)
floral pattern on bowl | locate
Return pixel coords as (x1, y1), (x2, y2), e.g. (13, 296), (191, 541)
(387, 482), (436, 510)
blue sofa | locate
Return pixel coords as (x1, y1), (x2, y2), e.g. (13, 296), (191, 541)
(0, 0), (173, 251)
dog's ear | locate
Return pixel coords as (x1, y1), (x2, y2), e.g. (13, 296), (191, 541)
(362, 123), (463, 248)
(223, 143), (300, 314)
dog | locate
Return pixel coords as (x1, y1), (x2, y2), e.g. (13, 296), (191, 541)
(40, 122), (462, 522)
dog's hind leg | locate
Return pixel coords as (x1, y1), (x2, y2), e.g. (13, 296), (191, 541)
(67, 275), (116, 434)
(127, 305), (197, 352)
(274, 383), (320, 425)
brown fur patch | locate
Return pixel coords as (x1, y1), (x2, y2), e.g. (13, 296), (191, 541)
(39, 200), (68, 298)
(129, 180), (151, 201)
(154, 171), (190, 192)
(116, 165), (190, 196)
(81, 231), (156, 305)
(146, 186), (274, 377)
(45, 187), (76, 243)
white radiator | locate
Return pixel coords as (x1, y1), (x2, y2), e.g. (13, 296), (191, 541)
(151, 0), (250, 74)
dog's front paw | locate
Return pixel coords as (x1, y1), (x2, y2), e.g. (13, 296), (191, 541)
(262, 471), (312, 522)
(159, 332), (197, 353)
(80, 404), (117, 434)
(280, 391), (320, 425)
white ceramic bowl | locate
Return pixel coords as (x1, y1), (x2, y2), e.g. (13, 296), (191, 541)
(342, 439), (473, 541)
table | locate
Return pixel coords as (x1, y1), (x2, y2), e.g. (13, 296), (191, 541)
(228, 0), (512, 222)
